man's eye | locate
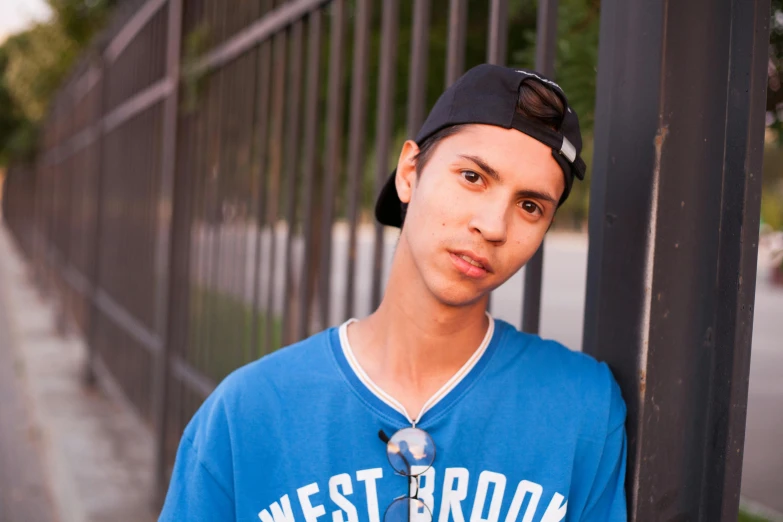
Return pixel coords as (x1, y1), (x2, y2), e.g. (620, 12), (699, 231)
(520, 201), (542, 215)
(461, 170), (482, 184)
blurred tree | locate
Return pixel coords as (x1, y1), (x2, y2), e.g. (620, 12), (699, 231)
(46, 0), (116, 47)
(3, 23), (75, 122)
(0, 46), (28, 165)
(0, 0), (116, 165)
(769, 0), (783, 122)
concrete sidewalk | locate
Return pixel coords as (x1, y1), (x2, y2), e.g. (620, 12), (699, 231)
(0, 252), (56, 522)
(0, 224), (158, 522)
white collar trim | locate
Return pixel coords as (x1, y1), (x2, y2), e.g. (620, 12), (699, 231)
(338, 313), (495, 426)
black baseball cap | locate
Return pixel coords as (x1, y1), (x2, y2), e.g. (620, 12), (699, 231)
(374, 63), (586, 228)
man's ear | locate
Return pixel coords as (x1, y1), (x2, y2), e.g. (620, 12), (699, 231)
(395, 140), (419, 205)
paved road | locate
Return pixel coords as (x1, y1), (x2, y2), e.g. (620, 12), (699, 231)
(741, 251), (783, 514)
(0, 273), (56, 521)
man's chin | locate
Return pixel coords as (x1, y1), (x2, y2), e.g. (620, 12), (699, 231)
(430, 285), (490, 309)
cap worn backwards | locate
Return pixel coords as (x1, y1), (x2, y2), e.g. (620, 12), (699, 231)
(374, 63), (586, 228)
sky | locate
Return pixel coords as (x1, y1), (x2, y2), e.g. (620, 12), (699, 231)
(0, 0), (52, 43)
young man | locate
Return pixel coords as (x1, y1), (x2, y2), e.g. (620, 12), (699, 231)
(160, 64), (627, 522)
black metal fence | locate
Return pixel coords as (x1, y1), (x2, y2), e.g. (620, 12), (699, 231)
(1, 0), (564, 501)
(1, 0), (769, 519)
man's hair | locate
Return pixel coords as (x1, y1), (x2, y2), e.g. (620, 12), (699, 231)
(400, 79), (565, 226)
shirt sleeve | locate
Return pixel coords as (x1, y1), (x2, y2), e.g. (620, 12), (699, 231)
(158, 435), (237, 522)
(581, 367), (628, 521)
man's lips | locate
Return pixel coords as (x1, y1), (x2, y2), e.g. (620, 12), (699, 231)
(449, 250), (493, 278)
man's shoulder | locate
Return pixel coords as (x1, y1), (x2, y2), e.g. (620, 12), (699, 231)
(182, 327), (341, 442)
(493, 319), (626, 426)
(219, 327), (337, 392)
(495, 318), (609, 380)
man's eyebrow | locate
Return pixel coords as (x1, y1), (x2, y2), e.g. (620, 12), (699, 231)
(458, 154), (559, 205)
(516, 189), (558, 205)
(459, 154), (501, 181)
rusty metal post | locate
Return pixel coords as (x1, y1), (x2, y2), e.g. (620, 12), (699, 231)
(486, 0), (508, 66)
(521, 0), (558, 333)
(152, 0), (183, 503)
(583, 0), (769, 519)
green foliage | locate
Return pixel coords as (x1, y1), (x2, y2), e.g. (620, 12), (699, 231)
(762, 141), (783, 230)
(45, 0), (114, 47)
(0, 48), (27, 165)
(0, 0), (114, 166)
(2, 23), (76, 122)
(768, 0), (783, 135)
(738, 509), (771, 522)
(513, 0), (600, 133)
(181, 23), (212, 114)
(761, 190), (783, 230)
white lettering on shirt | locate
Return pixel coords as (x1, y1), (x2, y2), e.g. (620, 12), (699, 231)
(470, 471), (507, 522)
(504, 480), (543, 522)
(410, 465), (436, 522)
(297, 483), (326, 522)
(329, 473), (358, 522)
(438, 468), (470, 522)
(540, 493), (567, 522)
(259, 494), (297, 522)
(356, 468), (384, 522)
(257, 467), (569, 522)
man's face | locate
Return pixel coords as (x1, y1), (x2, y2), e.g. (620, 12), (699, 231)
(395, 124), (565, 307)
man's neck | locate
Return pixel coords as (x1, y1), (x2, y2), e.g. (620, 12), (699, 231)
(346, 239), (491, 420)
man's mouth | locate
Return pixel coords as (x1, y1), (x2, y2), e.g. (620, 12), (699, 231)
(458, 254), (485, 270)
(449, 251), (493, 278)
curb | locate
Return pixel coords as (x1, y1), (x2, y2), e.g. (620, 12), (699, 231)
(0, 224), (158, 522)
(0, 228), (86, 522)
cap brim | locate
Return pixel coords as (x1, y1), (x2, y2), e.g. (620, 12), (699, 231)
(375, 169), (403, 228)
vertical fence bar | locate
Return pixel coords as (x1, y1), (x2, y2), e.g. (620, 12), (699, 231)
(263, 31), (288, 354)
(281, 20), (304, 346)
(486, 0), (508, 65)
(445, 0), (467, 87)
(222, 58), (242, 372)
(203, 0), (228, 381)
(164, 98), (196, 475)
(181, 0), (209, 438)
(152, 0), (183, 500)
(189, 43), (214, 394)
(250, 39), (273, 352)
(407, 0), (430, 138)
(318, 0), (346, 329)
(86, 59), (107, 386)
(297, 9), (323, 340)
(583, 0), (769, 519)
(521, 0), (558, 333)
(343, 0), (372, 321)
(229, 52), (255, 370)
(370, 0), (398, 311)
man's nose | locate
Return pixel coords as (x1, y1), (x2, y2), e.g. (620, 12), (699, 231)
(468, 203), (508, 244)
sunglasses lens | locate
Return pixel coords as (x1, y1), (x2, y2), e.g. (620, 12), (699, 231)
(386, 427), (435, 476)
(384, 497), (431, 522)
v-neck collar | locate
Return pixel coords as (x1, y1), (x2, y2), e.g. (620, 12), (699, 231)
(329, 313), (502, 428)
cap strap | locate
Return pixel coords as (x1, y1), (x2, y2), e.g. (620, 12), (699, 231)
(560, 136), (576, 163)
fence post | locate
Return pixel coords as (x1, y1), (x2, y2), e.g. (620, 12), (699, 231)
(583, 0), (769, 519)
(152, 0), (184, 505)
(521, 0), (558, 333)
(85, 56), (107, 387)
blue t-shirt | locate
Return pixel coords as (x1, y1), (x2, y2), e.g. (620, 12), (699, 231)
(160, 317), (627, 522)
